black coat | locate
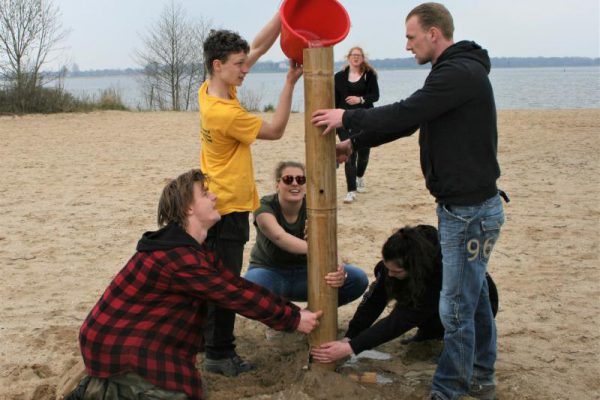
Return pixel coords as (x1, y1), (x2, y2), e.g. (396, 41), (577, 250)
(345, 41), (501, 206)
(334, 66), (379, 110)
(345, 263), (498, 355)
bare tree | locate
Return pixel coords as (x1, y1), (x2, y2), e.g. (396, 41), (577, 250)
(135, 1), (211, 111)
(0, 0), (68, 110)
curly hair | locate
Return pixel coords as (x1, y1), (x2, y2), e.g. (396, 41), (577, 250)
(382, 224), (440, 306)
(203, 29), (250, 75)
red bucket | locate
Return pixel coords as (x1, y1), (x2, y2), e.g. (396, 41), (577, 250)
(280, 0), (350, 64)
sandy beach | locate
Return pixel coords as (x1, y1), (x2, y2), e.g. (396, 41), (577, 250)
(0, 109), (598, 400)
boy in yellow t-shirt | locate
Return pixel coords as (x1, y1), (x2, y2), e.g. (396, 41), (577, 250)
(198, 12), (303, 377)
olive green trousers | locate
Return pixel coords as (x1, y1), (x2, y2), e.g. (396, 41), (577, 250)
(79, 373), (189, 400)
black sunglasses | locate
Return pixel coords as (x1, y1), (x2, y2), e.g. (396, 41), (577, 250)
(279, 175), (306, 185)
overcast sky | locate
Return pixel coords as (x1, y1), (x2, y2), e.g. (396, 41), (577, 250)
(52, 0), (599, 70)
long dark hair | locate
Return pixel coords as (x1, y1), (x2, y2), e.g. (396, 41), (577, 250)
(382, 225), (439, 306)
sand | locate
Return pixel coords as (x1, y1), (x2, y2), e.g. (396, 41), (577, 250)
(0, 109), (598, 400)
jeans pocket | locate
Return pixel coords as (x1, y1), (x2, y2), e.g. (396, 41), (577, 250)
(479, 213), (504, 262)
(481, 214), (504, 232)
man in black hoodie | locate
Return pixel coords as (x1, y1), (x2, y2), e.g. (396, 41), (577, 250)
(68, 169), (322, 400)
(312, 3), (506, 400)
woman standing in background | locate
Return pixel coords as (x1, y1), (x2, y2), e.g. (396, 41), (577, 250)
(335, 46), (380, 204)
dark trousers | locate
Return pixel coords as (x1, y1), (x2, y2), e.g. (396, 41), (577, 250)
(203, 212), (249, 359)
(65, 373), (190, 400)
(337, 127), (370, 192)
(344, 147), (370, 191)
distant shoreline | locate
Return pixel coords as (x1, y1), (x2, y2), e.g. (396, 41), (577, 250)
(50, 57), (599, 78)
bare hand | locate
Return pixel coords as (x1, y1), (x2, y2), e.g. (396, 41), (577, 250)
(310, 340), (353, 363)
(311, 109), (345, 135)
(345, 96), (361, 106)
(286, 59), (303, 84)
(324, 264), (346, 288)
(296, 309), (323, 334)
(336, 139), (353, 163)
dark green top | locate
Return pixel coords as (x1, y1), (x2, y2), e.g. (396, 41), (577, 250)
(249, 193), (307, 270)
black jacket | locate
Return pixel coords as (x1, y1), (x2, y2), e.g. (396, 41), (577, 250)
(345, 41), (501, 205)
(334, 66), (379, 110)
(345, 260), (442, 355)
(345, 259), (498, 356)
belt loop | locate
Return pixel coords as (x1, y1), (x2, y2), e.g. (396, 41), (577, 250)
(498, 189), (510, 203)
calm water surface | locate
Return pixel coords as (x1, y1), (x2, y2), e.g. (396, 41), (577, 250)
(61, 66), (599, 111)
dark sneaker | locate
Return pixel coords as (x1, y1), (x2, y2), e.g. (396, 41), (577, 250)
(203, 355), (256, 377)
(468, 384), (496, 400)
(231, 355), (255, 373)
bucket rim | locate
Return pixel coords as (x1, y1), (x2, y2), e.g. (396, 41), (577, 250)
(279, 0), (350, 47)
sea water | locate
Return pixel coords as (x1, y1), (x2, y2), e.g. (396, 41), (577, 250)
(59, 66), (599, 111)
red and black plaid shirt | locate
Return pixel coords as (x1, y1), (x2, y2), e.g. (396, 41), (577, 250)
(79, 240), (300, 400)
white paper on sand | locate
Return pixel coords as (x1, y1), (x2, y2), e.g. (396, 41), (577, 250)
(344, 349), (392, 365)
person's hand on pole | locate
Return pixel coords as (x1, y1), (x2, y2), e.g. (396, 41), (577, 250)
(324, 263), (346, 288)
(311, 340), (353, 363)
(296, 309), (323, 333)
(311, 108), (345, 135)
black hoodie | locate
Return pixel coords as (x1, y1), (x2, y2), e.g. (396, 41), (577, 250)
(137, 222), (203, 253)
(345, 41), (500, 206)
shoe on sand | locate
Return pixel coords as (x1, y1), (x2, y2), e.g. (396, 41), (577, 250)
(203, 354), (255, 377)
(343, 191), (357, 203)
(356, 177), (367, 193)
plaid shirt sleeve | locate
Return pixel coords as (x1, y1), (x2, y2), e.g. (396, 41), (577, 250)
(79, 246), (301, 400)
(169, 247), (301, 332)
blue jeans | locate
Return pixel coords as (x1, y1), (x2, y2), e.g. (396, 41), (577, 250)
(432, 194), (505, 400)
(244, 264), (368, 306)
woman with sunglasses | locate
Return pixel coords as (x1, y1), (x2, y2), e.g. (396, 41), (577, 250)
(311, 225), (498, 364)
(244, 161), (368, 323)
(335, 46), (380, 204)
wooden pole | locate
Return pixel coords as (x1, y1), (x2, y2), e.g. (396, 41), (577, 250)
(303, 46), (337, 371)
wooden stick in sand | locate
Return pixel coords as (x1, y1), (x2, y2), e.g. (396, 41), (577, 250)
(303, 46), (338, 371)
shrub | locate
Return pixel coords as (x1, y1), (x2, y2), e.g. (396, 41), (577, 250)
(0, 86), (128, 114)
(238, 87), (263, 112)
(98, 88), (128, 111)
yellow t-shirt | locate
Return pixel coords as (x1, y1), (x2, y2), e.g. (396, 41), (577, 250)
(198, 80), (263, 214)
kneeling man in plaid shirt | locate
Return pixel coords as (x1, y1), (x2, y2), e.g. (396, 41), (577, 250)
(67, 169), (322, 400)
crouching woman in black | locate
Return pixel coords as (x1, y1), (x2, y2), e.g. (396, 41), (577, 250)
(311, 225), (498, 363)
